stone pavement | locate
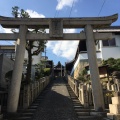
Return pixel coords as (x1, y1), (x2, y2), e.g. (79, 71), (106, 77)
(32, 77), (78, 120)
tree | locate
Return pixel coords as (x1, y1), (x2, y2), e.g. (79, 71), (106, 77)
(12, 6), (47, 83)
(102, 58), (120, 74)
(77, 69), (89, 83)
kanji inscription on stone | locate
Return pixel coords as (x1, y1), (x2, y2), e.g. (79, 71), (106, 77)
(49, 19), (63, 38)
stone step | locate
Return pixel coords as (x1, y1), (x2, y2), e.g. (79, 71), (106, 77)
(78, 116), (102, 120)
(74, 108), (90, 112)
(72, 100), (81, 103)
(21, 112), (34, 116)
(72, 100), (80, 102)
(26, 108), (37, 112)
(90, 111), (107, 116)
(12, 117), (31, 120)
(29, 106), (38, 109)
(70, 96), (77, 98)
(31, 103), (39, 106)
(77, 111), (90, 116)
(103, 118), (111, 120)
(73, 103), (82, 106)
(74, 105), (83, 109)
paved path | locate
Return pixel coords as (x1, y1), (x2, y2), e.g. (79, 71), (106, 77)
(32, 77), (78, 120)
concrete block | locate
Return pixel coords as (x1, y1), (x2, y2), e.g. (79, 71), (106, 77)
(107, 113), (120, 120)
(109, 104), (120, 114)
(107, 113), (114, 119)
(112, 97), (120, 104)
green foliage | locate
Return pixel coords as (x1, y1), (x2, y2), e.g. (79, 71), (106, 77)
(35, 61), (51, 79)
(12, 6), (19, 18)
(102, 58), (120, 74)
(77, 69), (88, 83)
(43, 68), (51, 76)
(12, 6), (30, 18)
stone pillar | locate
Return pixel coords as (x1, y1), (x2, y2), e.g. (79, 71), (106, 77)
(116, 79), (120, 91)
(85, 24), (104, 111)
(107, 82), (111, 90)
(80, 85), (89, 108)
(30, 84), (34, 103)
(75, 81), (79, 97)
(7, 25), (27, 113)
(23, 85), (30, 109)
(0, 105), (3, 120)
(107, 93), (120, 120)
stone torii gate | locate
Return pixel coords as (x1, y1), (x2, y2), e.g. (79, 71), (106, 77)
(0, 14), (118, 113)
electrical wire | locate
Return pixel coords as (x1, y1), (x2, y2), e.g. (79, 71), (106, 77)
(54, 10), (59, 18)
(98, 0), (106, 16)
(69, 0), (75, 17)
(52, 0), (76, 65)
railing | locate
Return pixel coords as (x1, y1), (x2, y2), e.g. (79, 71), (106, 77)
(0, 76), (51, 112)
(67, 75), (113, 109)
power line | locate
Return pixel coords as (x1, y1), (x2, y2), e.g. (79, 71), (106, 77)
(54, 9), (60, 18)
(69, 0), (75, 17)
(98, 0), (106, 16)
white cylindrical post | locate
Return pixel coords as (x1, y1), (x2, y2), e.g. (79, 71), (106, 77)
(85, 24), (104, 111)
(7, 25), (27, 113)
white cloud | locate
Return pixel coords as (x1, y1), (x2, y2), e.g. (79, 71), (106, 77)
(46, 29), (79, 60)
(56, 0), (78, 10)
(26, 9), (45, 18)
(0, 10), (45, 34)
(0, 9), (46, 45)
(0, 25), (12, 33)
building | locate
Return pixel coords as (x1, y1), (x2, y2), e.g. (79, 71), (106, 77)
(0, 54), (14, 89)
(0, 45), (15, 60)
(66, 26), (120, 79)
(54, 62), (64, 77)
(0, 42), (43, 87)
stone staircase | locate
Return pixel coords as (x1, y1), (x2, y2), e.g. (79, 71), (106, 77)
(66, 84), (103, 120)
(4, 82), (52, 120)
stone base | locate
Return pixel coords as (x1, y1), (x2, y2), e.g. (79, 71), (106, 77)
(109, 104), (120, 114)
(90, 112), (106, 116)
(107, 113), (120, 120)
(0, 114), (3, 120)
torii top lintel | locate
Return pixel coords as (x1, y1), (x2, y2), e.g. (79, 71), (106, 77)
(0, 14), (118, 29)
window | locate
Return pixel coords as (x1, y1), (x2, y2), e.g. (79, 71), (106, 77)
(102, 38), (116, 47)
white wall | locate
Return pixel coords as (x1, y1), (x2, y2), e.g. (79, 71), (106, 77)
(24, 41), (42, 65)
(70, 52), (102, 75)
(70, 34), (120, 75)
(101, 34), (120, 60)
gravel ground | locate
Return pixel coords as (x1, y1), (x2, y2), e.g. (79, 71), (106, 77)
(32, 77), (78, 120)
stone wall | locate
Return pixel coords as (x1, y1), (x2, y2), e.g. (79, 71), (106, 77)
(0, 54), (14, 89)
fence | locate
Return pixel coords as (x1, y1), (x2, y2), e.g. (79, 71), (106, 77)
(0, 76), (51, 112)
(67, 75), (113, 109)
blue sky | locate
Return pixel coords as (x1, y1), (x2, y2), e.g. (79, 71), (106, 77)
(0, 0), (120, 65)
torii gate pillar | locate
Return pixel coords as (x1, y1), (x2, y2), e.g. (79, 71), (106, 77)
(7, 25), (27, 113)
(85, 24), (104, 111)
